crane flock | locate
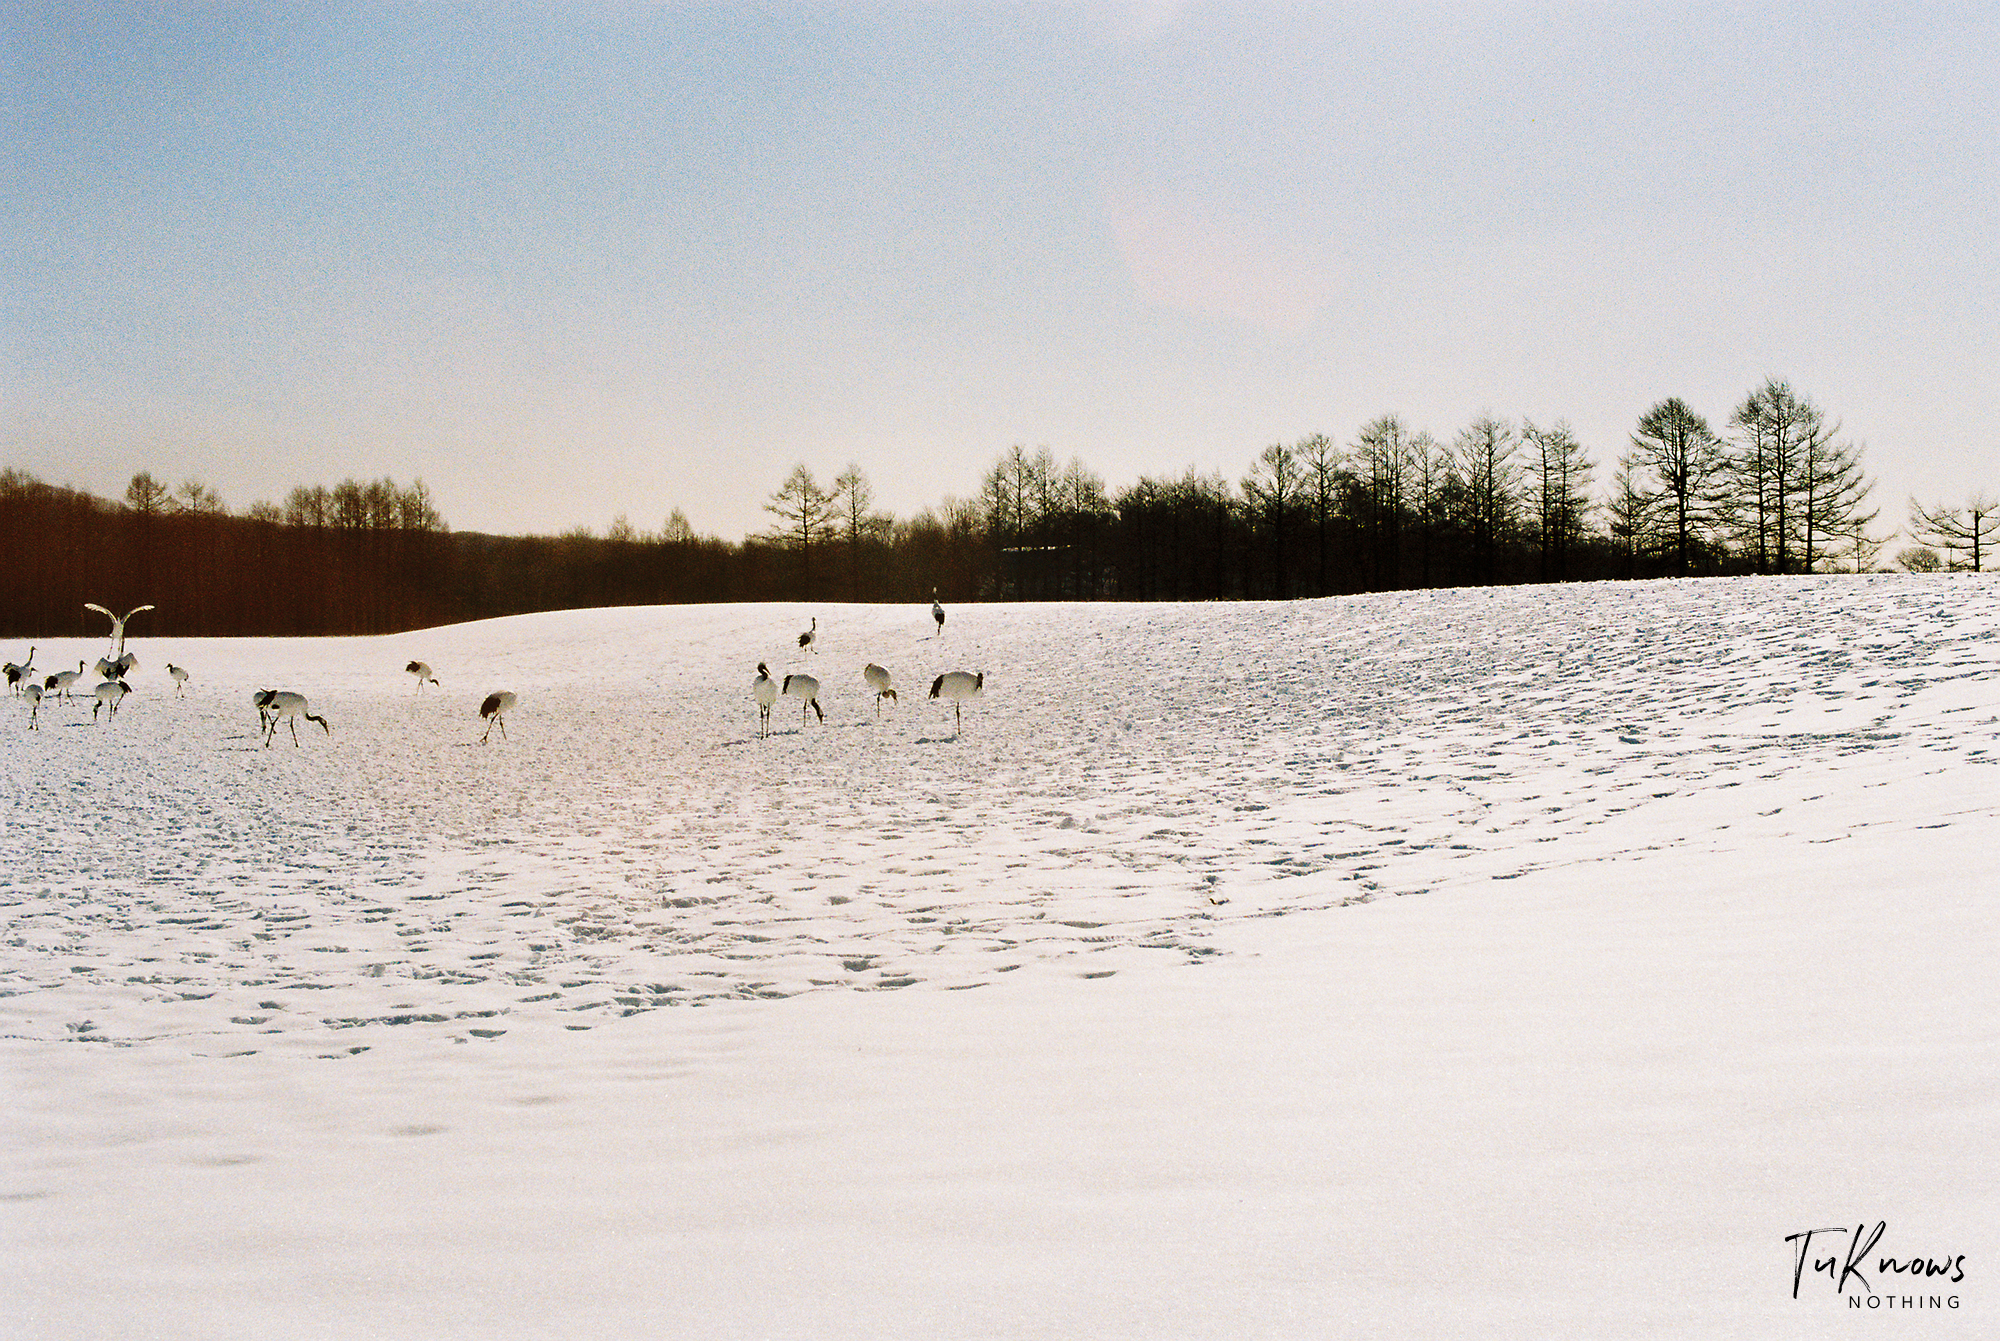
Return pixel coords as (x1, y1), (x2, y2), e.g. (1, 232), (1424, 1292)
(22, 603), (986, 747)
(745, 610), (981, 738)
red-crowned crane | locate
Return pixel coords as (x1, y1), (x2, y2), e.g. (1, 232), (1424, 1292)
(406, 660), (439, 693)
(929, 670), (983, 735)
(752, 663), (779, 738)
(166, 663), (190, 696)
(798, 616), (817, 655)
(782, 672), (823, 726)
(862, 663), (897, 716)
(92, 678), (132, 723)
(262, 691), (329, 747)
(83, 603), (154, 658)
(94, 652), (137, 680)
(3, 647), (33, 695)
(480, 690), (517, 743)
(46, 662), (85, 700)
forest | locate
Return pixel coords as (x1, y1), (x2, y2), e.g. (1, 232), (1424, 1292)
(3, 378), (1992, 638)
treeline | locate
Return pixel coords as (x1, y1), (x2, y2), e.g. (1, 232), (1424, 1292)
(1, 470), (455, 637)
(4, 376), (1992, 638)
(0, 466), (982, 637)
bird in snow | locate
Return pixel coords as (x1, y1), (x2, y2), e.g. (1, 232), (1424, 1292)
(863, 663), (897, 716)
(262, 691), (330, 748)
(406, 660), (439, 693)
(798, 617), (818, 655)
(92, 678), (132, 723)
(782, 672), (823, 726)
(4, 647), (34, 695)
(480, 691), (517, 743)
(753, 663), (779, 738)
(83, 604), (154, 658)
(46, 662), (85, 700)
(95, 652), (137, 680)
(929, 670), (983, 735)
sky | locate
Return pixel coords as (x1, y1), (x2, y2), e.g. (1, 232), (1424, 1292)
(4, 1), (1995, 544)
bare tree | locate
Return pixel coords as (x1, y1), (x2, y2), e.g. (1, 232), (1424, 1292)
(1241, 441), (1303, 598)
(1796, 433), (1874, 573)
(1605, 452), (1658, 580)
(764, 464), (835, 596)
(331, 479), (369, 530)
(1297, 434), (1342, 596)
(1908, 492), (1997, 571)
(174, 478), (227, 515)
(1727, 379), (1830, 573)
(1523, 419), (1594, 582)
(1453, 414), (1519, 584)
(982, 445), (1058, 597)
(829, 464), (892, 600)
(1842, 525), (1896, 573)
(125, 471), (171, 516)
(397, 479), (446, 532)
(1054, 456), (1112, 598)
(284, 484), (331, 528)
(1630, 397), (1724, 574)
(1403, 430), (1451, 589)
(1352, 415), (1410, 588)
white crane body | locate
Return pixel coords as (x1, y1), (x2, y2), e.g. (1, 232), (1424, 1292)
(782, 672), (823, 725)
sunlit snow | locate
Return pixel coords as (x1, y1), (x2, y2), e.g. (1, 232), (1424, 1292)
(4, 574), (1995, 1337)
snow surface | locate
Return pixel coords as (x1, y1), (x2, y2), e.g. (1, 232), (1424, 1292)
(3, 574), (1996, 1338)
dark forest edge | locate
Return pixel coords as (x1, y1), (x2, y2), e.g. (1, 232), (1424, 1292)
(4, 379), (1993, 638)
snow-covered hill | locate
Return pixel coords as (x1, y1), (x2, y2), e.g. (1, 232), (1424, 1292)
(4, 575), (1995, 1337)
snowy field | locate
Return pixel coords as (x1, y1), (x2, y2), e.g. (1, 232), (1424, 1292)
(3, 574), (1995, 1338)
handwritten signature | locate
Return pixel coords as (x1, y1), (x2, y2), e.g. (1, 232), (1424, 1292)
(1786, 1222), (1966, 1298)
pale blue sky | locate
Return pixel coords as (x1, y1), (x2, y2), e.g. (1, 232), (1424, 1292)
(6, 2), (1995, 542)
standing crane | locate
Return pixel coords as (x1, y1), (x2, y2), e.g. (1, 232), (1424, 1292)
(782, 673), (823, 726)
(863, 663), (897, 716)
(753, 663), (779, 738)
(928, 670), (984, 736)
